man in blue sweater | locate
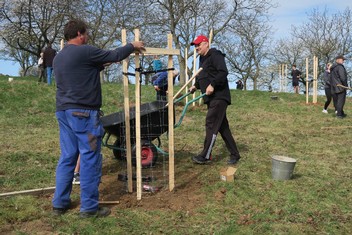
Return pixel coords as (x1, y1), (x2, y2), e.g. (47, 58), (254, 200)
(52, 19), (144, 218)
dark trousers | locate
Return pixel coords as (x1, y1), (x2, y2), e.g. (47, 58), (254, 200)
(324, 88), (337, 110)
(199, 99), (240, 160)
(38, 67), (46, 83)
(156, 88), (167, 101)
(335, 91), (346, 116)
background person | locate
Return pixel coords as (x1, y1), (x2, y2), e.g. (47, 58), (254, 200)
(236, 80), (244, 90)
(189, 35), (241, 165)
(153, 70), (179, 101)
(291, 64), (301, 94)
(322, 63), (336, 114)
(43, 43), (57, 85)
(330, 55), (348, 119)
(37, 52), (46, 83)
(52, 19), (145, 218)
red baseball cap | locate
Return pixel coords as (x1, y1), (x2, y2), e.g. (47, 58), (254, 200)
(191, 35), (209, 46)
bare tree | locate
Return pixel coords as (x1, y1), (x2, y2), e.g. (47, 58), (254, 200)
(223, 6), (274, 90)
(0, 0), (79, 76)
(291, 7), (352, 88)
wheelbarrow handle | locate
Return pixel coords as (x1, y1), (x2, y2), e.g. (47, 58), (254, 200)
(174, 93), (206, 128)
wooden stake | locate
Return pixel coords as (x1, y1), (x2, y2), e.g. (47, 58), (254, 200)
(167, 33), (175, 191)
(134, 29), (142, 201)
(185, 47), (189, 104)
(306, 58), (309, 104)
(60, 39), (64, 50)
(192, 47), (197, 106)
(122, 29), (133, 193)
(284, 64), (287, 92)
(312, 56), (318, 104)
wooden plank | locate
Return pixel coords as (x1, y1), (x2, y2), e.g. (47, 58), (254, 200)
(133, 47), (180, 56)
(170, 68), (203, 103)
(122, 29), (133, 193)
(167, 33), (175, 191)
(134, 29), (142, 201)
(99, 201), (119, 204)
(0, 187), (55, 197)
(321, 126), (352, 130)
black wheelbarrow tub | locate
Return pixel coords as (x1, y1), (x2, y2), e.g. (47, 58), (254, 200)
(101, 101), (173, 142)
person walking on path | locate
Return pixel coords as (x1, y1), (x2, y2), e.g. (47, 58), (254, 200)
(189, 35), (241, 165)
(291, 64), (301, 94)
(330, 55), (348, 119)
(322, 63), (337, 114)
(52, 19), (145, 218)
(43, 43), (57, 85)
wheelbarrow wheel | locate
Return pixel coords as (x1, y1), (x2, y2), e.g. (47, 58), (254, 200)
(132, 140), (158, 168)
(113, 139), (124, 161)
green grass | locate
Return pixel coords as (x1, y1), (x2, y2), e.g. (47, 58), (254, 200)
(0, 75), (351, 234)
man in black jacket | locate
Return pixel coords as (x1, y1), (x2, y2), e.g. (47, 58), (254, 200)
(189, 35), (241, 165)
(330, 55), (348, 118)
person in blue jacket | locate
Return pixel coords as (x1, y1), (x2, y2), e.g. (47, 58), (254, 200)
(153, 70), (179, 101)
(52, 19), (145, 218)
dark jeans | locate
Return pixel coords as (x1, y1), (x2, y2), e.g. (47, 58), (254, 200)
(199, 99), (240, 160)
(335, 91), (346, 116)
(156, 90), (167, 101)
(324, 88), (337, 110)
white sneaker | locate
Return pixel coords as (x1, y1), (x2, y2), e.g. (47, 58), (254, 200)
(72, 173), (80, 185)
(322, 109), (328, 114)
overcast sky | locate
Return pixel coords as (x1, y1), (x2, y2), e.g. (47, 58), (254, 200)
(0, 1), (350, 76)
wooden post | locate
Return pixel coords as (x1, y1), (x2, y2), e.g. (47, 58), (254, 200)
(167, 33), (175, 191)
(121, 30), (180, 199)
(313, 56), (318, 104)
(185, 47), (189, 104)
(134, 29), (142, 200)
(121, 29), (133, 193)
(280, 64), (284, 92)
(306, 58), (309, 104)
(192, 47), (197, 106)
(60, 39), (64, 50)
(284, 64), (287, 92)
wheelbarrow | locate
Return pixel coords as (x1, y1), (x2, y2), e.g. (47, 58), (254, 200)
(101, 92), (205, 168)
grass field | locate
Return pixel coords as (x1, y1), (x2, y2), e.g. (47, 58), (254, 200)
(0, 75), (351, 234)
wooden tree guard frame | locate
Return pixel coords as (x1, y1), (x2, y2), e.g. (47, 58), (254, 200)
(121, 29), (180, 200)
(305, 56), (318, 104)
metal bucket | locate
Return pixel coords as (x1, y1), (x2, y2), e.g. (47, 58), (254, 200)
(271, 155), (296, 180)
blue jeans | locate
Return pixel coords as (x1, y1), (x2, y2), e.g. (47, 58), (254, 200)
(46, 67), (53, 85)
(52, 109), (103, 212)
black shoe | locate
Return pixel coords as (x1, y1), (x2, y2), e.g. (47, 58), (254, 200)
(80, 207), (111, 218)
(52, 207), (69, 216)
(192, 155), (211, 164)
(336, 115), (345, 119)
(227, 157), (241, 165)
